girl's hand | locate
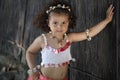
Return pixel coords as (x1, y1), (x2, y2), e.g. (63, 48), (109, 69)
(105, 4), (114, 23)
(31, 72), (40, 80)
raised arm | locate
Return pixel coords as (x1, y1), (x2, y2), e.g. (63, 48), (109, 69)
(69, 4), (114, 42)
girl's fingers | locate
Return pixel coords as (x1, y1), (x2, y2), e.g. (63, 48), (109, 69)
(34, 75), (39, 80)
(105, 4), (114, 22)
(109, 6), (114, 13)
(108, 7), (114, 16)
(110, 7), (114, 15)
(111, 7), (114, 13)
(107, 4), (112, 12)
(107, 4), (114, 16)
(107, 4), (113, 13)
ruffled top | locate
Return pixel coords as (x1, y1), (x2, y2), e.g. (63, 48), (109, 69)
(40, 34), (73, 67)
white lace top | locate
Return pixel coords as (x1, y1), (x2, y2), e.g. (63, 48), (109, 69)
(40, 34), (73, 67)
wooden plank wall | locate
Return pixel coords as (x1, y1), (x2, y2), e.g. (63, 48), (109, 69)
(68, 0), (117, 80)
(0, 0), (119, 80)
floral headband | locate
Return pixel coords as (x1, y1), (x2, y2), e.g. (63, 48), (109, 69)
(46, 4), (71, 14)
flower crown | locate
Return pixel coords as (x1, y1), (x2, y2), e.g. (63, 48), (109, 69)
(46, 4), (71, 14)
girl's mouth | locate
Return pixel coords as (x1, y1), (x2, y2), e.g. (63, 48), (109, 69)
(56, 30), (63, 32)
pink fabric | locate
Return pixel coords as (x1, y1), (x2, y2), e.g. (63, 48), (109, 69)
(28, 74), (67, 80)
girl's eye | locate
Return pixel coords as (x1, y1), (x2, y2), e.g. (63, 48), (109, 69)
(53, 22), (57, 24)
(62, 22), (66, 24)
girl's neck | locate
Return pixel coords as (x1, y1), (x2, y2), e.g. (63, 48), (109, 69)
(49, 32), (66, 42)
(54, 35), (64, 41)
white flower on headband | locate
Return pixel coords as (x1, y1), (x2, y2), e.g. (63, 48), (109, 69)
(62, 5), (65, 8)
(46, 4), (71, 14)
(57, 4), (61, 7)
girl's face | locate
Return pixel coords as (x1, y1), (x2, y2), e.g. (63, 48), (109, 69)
(48, 13), (69, 35)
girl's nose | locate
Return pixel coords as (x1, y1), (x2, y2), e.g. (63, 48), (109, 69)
(57, 24), (62, 28)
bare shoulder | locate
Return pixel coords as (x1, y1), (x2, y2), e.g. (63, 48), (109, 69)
(33, 34), (45, 48)
(27, 34), (45, 53)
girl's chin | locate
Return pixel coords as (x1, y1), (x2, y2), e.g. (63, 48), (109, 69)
(56, 32), (65, 35)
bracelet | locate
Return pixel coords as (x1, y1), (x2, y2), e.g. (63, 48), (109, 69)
(85, 29), (92, 41)
(27, 65), (41, 75)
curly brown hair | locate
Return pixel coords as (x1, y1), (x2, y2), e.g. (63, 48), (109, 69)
(33, 1), (76, 32)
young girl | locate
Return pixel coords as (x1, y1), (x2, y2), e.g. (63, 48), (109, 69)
(26, 1), (114, 80)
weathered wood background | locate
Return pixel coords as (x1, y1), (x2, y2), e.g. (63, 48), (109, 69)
(0, 0), (119, 80)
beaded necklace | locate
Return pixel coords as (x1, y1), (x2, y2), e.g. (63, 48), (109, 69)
(49, 32), (67, 48)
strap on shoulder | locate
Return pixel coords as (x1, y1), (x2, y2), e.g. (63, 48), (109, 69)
(42, 34), (47, 45)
